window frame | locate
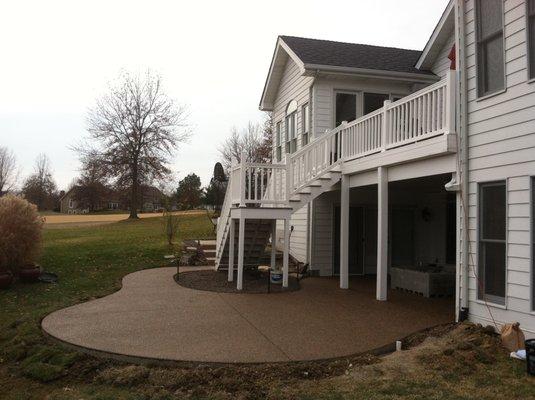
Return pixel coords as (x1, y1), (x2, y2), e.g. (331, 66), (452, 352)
(527, 0), (535, 81)
(333, 90), (358, 128)
(477, 180), (508, 307)
(475, 0), (506, 99)
(301, 103), (310, 146)
(531, 177), (535, 311)
(275, 121), (282, 162)
(285, 112), (297, 154)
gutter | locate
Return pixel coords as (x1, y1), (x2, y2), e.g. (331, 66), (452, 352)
(457, 0), (470, 321)
(303, 64), (439, 84)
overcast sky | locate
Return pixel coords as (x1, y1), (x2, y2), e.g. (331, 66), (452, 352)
(0, 0), (449, 191)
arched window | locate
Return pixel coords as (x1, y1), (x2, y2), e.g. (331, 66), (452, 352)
(286, 100), (298, 115)
(285, 100), (298, 154)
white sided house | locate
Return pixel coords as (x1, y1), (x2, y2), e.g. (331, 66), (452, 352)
(215, 0), (535, 338)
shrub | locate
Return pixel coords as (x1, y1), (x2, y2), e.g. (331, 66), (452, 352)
(162, 209), (180, 247)
(0, 195), (44, 272)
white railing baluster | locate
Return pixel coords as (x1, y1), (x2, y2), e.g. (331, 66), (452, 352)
(219, 74), (454, 214)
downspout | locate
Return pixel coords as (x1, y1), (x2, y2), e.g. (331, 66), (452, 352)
(457, 0), (470, 321)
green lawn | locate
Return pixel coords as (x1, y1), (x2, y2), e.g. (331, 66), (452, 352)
(1, 215), (534, 400)
(0, 214), (214, 399)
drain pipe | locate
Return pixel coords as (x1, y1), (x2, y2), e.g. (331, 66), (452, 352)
(457, 0), (470, 321)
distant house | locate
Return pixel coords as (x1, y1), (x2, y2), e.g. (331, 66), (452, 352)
(59, 186), (121, 214)
(60, 184), (164, 214)
(137, 185), (164, 212)
(60, 189), (88, 214)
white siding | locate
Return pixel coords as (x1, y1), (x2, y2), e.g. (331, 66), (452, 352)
(463, 0), (535, 336)
(431, 32), (456, 78)
(272, 57), (313, 156)
(271, 56), (313, 261)
(311, 191), (337, 275)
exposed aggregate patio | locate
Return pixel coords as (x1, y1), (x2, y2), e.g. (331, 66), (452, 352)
(42, 267), (453, 363)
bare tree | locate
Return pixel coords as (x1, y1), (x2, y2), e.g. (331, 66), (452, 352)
(77, 70), (190, 219)
(0, 147), (18, 196)
(71, 152), (110, 211)
(22, 154), (58, 211)
(218, 113), (273, 170)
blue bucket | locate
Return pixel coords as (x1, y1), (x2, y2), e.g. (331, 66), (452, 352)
(270, 271), (283, 284)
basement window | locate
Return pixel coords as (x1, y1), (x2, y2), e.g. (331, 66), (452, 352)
(532, 178), (535, 310)
(478, 181), (507, 306)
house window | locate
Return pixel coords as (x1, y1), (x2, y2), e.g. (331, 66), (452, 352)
(302, 103), (310, 146)
(478, 181), (507, 305)
(275, 121), (282, 162)
(335, 92), (357, 127)
(364, 93), (389, 115)
(532, 178), (535, 310)
(475, 0), (504, 97)
(528, 0), (535, 79)
(285, 113), (297, 153)
(68, 198), (74, 209)
(285, 100), (298, 154)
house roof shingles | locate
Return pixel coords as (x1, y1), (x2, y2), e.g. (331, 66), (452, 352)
(280, 35), (434, 75)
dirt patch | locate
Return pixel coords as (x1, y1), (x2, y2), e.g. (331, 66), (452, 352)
(175, 269), (300, 294)
(332, 323), (514, 396)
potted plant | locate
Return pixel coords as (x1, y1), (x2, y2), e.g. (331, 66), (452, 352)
(0, 195), (44, 283)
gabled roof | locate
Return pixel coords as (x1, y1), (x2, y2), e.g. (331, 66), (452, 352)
(415, 0), (455, 70)
(260, 36), (437, 111)
(281, 36), (432, 76)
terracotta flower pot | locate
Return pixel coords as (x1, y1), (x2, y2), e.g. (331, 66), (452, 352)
(0, 270), (13, 289)
(19, 264), (41, 283)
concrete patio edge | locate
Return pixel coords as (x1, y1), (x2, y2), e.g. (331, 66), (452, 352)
(42, 319), (454, 367)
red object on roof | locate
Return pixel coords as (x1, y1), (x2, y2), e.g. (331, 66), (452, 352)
(448, 44), (456, 70)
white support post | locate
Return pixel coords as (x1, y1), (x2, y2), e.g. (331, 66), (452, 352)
(228, 219), (235, 282)
(285, 155), (292, 200)
(237, 215), (245, 290)
(283, 218), (290, 288)
(239, 151), (247, 207)
(376, 166), (388, 301)
(445, 70), (457, 134)
(382, 100), (391, 150)
(271, 220), (277, 271)
(340, 174), (349, 289)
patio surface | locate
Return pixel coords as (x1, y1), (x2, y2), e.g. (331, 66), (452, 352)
(42, 267), (454, 363)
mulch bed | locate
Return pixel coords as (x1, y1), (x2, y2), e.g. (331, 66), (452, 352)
(175, 269), (300, 294)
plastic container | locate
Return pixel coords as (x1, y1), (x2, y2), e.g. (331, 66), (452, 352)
(525, 339), (535, 376)
(270, 270), (283, 284)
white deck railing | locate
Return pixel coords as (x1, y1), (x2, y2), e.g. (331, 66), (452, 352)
(229, 160), (288, 207)
(226, 71), (456, 208)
